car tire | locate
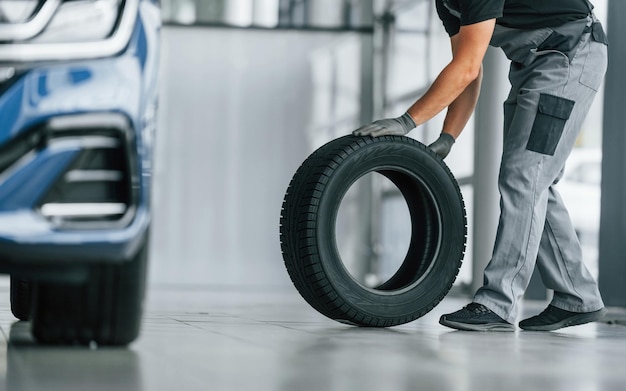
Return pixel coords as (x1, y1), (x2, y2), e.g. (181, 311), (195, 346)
(30, 236), (149, 346)
(280, 135), (466, 327)
(10, 277), (33, 321)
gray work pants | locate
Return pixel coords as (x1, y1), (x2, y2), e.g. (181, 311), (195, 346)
(473, 15), (607, 324)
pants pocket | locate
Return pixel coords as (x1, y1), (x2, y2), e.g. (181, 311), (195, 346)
(526, 94), (575, 156)
(579, 40), (608, 92)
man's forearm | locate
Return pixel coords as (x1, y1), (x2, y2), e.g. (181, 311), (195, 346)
(424, 66), (482, 159)
(405, 60), (480, 128)
(442, 65), (483, 140)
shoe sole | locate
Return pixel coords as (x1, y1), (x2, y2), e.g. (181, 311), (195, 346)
(439, 318), (516, 332)
(519, 308), (608, 331)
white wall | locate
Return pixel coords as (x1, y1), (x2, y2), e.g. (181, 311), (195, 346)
(150, 26), (361, 287)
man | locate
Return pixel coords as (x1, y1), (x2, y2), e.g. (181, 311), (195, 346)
(353, 0), (608, 331)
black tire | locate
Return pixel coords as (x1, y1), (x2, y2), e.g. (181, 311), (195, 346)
(280, 135), (466, 327)
(30, 237), (149, 346)
(10, 277), (33, 321)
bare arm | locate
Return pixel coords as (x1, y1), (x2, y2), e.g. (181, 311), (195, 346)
(406, 19), (494, 130)
(442, 63), (483, 139)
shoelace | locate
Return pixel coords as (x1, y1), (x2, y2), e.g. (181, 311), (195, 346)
(465, 302), (490, 314)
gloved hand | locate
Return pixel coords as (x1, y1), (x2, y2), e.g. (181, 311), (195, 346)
(352, 112), (416, 137)
(428, 133), (455, 159)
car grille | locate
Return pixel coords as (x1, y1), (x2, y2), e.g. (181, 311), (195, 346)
(37, 114), (138, 228)
(38, 134), (132, 225)
(0, 113), (138, 229)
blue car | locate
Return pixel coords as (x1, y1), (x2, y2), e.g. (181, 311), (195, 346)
(0, 0), (160, 345)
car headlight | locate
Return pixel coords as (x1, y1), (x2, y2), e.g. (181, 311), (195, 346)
(32, 0), (122, 43)
(0, 1), (39, 24)
(0, 0), (139, 62)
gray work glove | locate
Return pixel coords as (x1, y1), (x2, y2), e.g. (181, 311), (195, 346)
(352, 112), (416, 137)
(428, 133), (455, 159)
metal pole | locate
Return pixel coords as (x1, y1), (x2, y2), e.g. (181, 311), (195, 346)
(349, 0), (379, 283)
(598, 0), (626, 308)
(471, 47), (507, 294)
(356, 0), (378, 282)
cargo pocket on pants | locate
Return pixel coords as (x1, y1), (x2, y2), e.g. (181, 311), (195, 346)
(526, 94), (575, 156)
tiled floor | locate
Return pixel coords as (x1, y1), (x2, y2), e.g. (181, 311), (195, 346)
(1, 283), (626, 391)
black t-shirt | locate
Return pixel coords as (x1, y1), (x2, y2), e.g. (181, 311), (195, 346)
(436, 0), (593, 37)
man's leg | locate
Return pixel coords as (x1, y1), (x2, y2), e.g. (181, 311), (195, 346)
(441, 31), (607, 330)
(474, 32), (607, 324)
(439, 88), (520, 332)
(535, 184), (603, 313)
(516, 183), (606, 331)
(473, 106), (554, 324)
(440, 62), (556, 327)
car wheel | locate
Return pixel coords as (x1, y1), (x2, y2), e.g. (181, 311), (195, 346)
(10, 277), (33, 321)
(280, 135), (466, 327)
(30, 236), (149, 346)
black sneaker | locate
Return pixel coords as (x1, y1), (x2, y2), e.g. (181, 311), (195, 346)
(519, 305), (607, 331)
(439, 302), (515, 331)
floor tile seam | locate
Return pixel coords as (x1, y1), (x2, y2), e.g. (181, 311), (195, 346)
(170, 317), (207, 330)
